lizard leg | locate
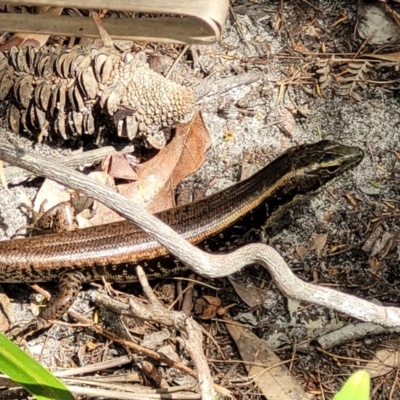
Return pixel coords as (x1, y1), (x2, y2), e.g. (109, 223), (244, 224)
(39, 272), (83, 321)
(33, 201), (77, 235)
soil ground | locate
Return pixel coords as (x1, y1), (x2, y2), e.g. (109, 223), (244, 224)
(0, 0), (400, 398)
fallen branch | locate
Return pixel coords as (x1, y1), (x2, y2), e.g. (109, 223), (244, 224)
(0, 140), (399, 330)
(3, 145), (134, 185)
(88, 265), (216, 398)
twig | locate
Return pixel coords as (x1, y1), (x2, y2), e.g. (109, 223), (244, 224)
(62, 385), (200, 399)
(194, 71), (262, 101)
(88, 288), (215, 398)
(0, 141), (400, 331)
(315, 322), (400, 350)
(55, 356), (133, 378)
(91, 11), (113, 48)
(137, 265), (214, 397)
(4, 145), (132, 185)
(70, 297), (219, 398)
(165, 44), (189, 80)
(300, 0), (327, 13)
(136, 266), (163, 308)
(229, 5), (252, 53)
(69, 308), (198, 378)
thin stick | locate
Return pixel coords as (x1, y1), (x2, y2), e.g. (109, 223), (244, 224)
(165, 44), (189, 80)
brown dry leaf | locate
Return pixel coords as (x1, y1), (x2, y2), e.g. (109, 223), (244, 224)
(315, 59), (333, 91)
(101, 152), (139, 180)
(128, 110), (211, 212)
(338, 61), (373, 100)
(362, 225), (384, 253)
(225, 319), (309, 399)
(195, 296), (227, 319)
(228, 276), (269, 308)
(306, 24), (322, 39)
(365, 348), (400, 378)
(194, 296), (230, 319)
(370, 231), (393, 258)
(93, 111), (211, 223)
(202, 295), (222, 307)
(363, 228), (394, 275)
(309, 233), (328, 251)
(0, 7), (63, 51)
(296, 245), (308, 258)
(362, 52), (400, 62)
(279, 109), (297, 135)
(344, 192), (358, 208)
(293, 42), (311, 55)
(369, 256), (383, 274)
(289, 24), (304, 37)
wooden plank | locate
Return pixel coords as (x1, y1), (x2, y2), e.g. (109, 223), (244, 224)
(0, 14), (217, 44)
(0, 0), (229, 40)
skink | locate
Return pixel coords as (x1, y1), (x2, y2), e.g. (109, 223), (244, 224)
(0, 140), (364, 320)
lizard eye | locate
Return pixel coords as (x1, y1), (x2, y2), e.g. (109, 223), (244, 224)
(326, 165), (340, 174)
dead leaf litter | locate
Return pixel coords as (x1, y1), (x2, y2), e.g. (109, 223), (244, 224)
(0, 0), (400, 398)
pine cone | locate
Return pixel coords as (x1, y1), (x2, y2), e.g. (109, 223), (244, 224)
(0, 46), (195, 148)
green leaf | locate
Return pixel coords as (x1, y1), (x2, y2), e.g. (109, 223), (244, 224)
(369, 181), (382, 189)
(0, 333), (74, 400)
(334, 370), (370, 400)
